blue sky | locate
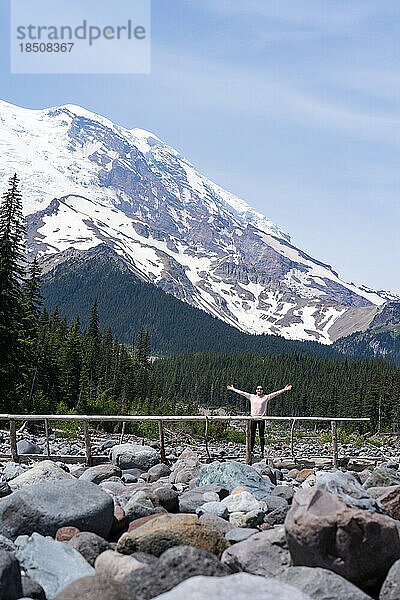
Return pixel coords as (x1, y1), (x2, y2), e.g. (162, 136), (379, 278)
(1, 0), (399, 292)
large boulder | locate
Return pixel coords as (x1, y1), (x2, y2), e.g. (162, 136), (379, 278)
(144, 573), (312, 600)
(0, 549), (23, 599)
(378, 486), (400, 520)
(278, 566), (373, 600)
(16, 439), (42, 455)
(315, 471), (385, 513)
(0, 480), (114, 540)
(221, 525), (290, 577)
(8, 461), (73, 492)
(53, 574), (135, 600)
(169, 448), (201, 485)
(380, 559), (400, 600)
(79, 464), (122, 485)
(363, 467), (400, 490)
(122, 545), (232, 599)
(16, 533), (94, 600)
(147, 463), (171, 483)
(196, 461), (274, 499)
(117, 513), (229, 557)
(110, 444), (160, 471)
(285, 488), (400, 594)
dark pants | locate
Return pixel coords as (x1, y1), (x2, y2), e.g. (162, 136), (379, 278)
(250, 419), (265, 452)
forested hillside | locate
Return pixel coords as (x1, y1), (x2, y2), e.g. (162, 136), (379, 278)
(152, 352), (400, 431)
(40, 246), (338, 358)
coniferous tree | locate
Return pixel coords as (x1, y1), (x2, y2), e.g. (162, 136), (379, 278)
(0, 174), (26, 409)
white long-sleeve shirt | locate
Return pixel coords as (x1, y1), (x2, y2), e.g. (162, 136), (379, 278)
(230, 386), (287, 416)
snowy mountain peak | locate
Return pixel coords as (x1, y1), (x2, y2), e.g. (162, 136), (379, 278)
(1, 100), (397, 344)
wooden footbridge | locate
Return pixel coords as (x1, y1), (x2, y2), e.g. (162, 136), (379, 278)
(0, 414), (370, 468)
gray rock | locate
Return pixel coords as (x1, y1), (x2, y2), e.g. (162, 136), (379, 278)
(196, 461), (274, 500)
(153, 487), (179, 512)
(147, 463), (171, 483)
(178, 490), (208, 513)
(94, 550), (146, 581)
(0, 477), (11, 498)
(260, 494), (288, 512)
(102, 440), (118, 451)
(21, 574), (46, 600)
(122, 545), (232, 599)
(79, 464), (122, 485)
(0, 480), (114, 540)
(17, 440), (42, 455)
(110, 444), (160, 471)
(271, 485), (295, 503)
(368, 486), (398, 499)
(0, 549), (23, 599)
(197, 502), (229, 520)
(0, 534), (16, 553)
(316, 471), (386, 513)
(264, 504), (289, 525)
(8, 460), (73, 491)
(222, 491), (261, 513)
(229, 510), (264, 528)
(225, 528), (259, 544)
(285, 487), (400, 594)
(221, 525), (291, 577)
(52, 574), (135, 600)
(198, 513), (234, 534)
(16, 533), (94, 600)
(147, 573), (312, 600)
(380, 558), (400, 600)
(279, 566), (373, 600)
(252, 463), (277, 485)
(3, 462), (27, 481)
(169, 448), (201, 485)
(68, 532), (110, 567)
(363, 467), (400, 490)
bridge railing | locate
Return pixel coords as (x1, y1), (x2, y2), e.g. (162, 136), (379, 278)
(0, 413), (370, 467)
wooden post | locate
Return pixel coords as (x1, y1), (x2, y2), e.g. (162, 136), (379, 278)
(158, 420), (166, 463)
(290, 419), (296, 460)
(44, 419), (50, 456)
(83, 421), (93, 467)
(204, 416), (211, 463)
(119, 421), (126, 444)
(331, 420), (338, 468)
(245, 420), (252, 464)
(9, 420), (19, 463)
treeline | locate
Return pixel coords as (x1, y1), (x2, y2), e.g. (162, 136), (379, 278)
(152, 351), (400, 431)
(0, 175), (162, 416)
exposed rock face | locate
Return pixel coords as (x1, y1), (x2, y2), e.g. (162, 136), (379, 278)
(53, 574), (135, 600)
(0, 480), (114, 540)
(363, 467), (400, 490)
(1, 101), (392, 344)
(285, 488), (400, 594)
(380, 559), (400, 600)
(378, 486), (400, 520)
(0, 549), (23, 599)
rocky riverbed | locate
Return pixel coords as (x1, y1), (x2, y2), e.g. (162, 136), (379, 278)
(0, 430), (400, 599)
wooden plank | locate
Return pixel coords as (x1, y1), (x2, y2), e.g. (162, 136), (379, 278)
(245, 420), (252, 465)
(44, 418), (50, 456)
(0, 414), (370, 423)
(331, 420), (339, 468)
(83, 421), (93, 467)
(158, 420), (166, 463)
(9, 420), (18, 463)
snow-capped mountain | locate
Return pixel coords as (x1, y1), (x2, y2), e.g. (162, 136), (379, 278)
(0, 100), (396, 343)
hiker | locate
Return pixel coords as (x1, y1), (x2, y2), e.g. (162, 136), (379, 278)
(227, 383), (292, 458)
